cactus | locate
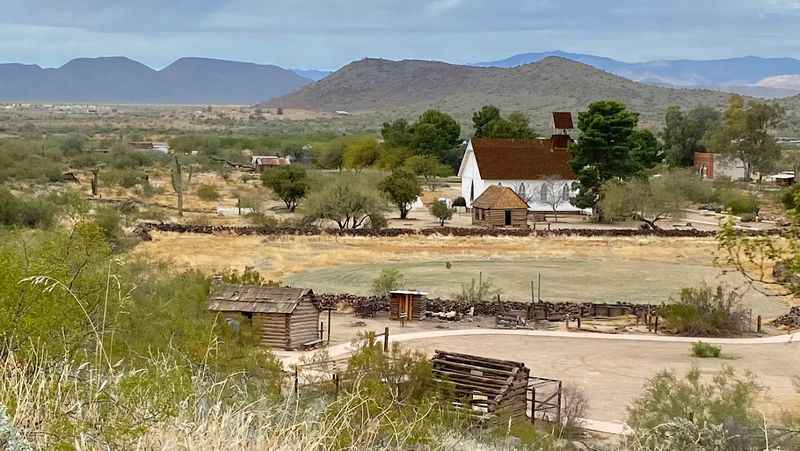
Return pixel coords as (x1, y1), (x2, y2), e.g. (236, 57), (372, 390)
(170, 156), (193, 217)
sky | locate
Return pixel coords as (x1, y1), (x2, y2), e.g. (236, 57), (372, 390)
(3, 0), (800, 70)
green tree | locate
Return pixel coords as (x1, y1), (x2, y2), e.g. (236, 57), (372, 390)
(430, 200), (453, 226)
(303, 177), (389, 229)
(378, 169), (421, 220)
(411, 110), (461, 159)
(381, 119), (415, 148)
(261, 165), (308, 212)
(600, 169), (693, 230)
(472, 105), (501, 137)
(371, 268), (404, 297)
(569, 101), (640, 216)
(472, 106), (536, 139)
(662, 105), (721, 167)
(404, 155), (451, 191)
(315, 141), (345, 170)
(343, 138), (380, 171)
(629, 129), (664, 171)
(708, 96), (784, 180)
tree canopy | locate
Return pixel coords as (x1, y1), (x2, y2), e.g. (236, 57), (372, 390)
(381, 110), (461, 161)
(569, 101), (656, 215)
(708, 95), (784, 179)
(261, 165), (309, 212)
(600, 169), (695, 230)
(662, 105), (721, 167)
(471, 105), (536, 139)
(378, 169), (421, 219)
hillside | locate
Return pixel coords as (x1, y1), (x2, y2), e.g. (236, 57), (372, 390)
(267, 57), (739, 129)
(0, 56), (312, 104)
(476, 51), (800, 93)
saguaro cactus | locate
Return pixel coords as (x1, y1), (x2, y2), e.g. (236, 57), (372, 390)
(170, 156), (193, 217)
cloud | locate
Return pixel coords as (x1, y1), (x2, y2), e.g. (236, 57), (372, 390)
(2, 0), (800, 68)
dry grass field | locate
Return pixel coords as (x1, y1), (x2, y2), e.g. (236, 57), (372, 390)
(135, 233), (794, 317)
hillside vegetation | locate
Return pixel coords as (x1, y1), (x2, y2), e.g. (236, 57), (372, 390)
(268, 57), (742, 130)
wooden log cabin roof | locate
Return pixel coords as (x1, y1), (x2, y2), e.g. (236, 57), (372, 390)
(470, 138), (575, 180)
(471, 185), (529, 210)
(208, 285), (316, 314)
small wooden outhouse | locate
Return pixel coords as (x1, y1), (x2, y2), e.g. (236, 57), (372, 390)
(389, 290), (427, 321)
(208, 285), (321, 350)
(471, 185), (529, 228)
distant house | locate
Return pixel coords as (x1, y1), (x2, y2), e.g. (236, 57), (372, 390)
(459, 112), (584, 214)
(130, 141), (170, 154)
(251, 155), (291, 173)
(694, 152), (747, 180)
(471, 185), (529, 228)
(208, 285), (321, 350)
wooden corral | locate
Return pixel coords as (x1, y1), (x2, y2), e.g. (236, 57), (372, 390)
(208, 284), (321, 350)
(431, 350), (530, 424)
(471, 185), (529, 228)
(389, 290), (427, 321)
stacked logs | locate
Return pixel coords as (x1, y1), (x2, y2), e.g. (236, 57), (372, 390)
(138, 222), (784, 239)
(772, 306), (800, 329)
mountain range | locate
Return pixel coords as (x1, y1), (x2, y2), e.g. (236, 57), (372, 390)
(267, 56), (746, 129)
(0, 56), (314, 104)
(475, 51), (800, 98)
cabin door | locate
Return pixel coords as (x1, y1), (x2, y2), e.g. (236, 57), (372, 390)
(400, 295), (412, 320)
(504, 210), (512, 226)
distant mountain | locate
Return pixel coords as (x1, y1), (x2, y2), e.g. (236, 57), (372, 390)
(475, 51), (800, 98)
(292, 69), (333, 81)
(267, 56), (739, 129)
(0, 56), (313, 104)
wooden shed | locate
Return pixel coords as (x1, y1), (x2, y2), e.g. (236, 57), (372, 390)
(389, 290), (427, 321)
(208, 285), (321, 350)
(432, 351), (530, 424)
(472, 185), (529, 228)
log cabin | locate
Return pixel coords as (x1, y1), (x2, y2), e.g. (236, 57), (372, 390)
(389, 290), (427, 321)
(208, 285), (321, 350)
(471, 185), (529, 228)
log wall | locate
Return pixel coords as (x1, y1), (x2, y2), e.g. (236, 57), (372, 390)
(472, 208), (527, 228)
(288, 299), (321, 349)
(254, 313), (289, 349)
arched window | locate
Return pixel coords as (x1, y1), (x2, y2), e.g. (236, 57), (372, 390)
(561, 185), (570, 201)
(470, 181), (474, 202)
(540, 184), (548, 202)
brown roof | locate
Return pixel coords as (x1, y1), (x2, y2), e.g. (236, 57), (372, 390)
(208, 285), (316, 314)
(553, 112), (574, 129)
(472, 185), (529, 209)
(470, 138), (575, 180)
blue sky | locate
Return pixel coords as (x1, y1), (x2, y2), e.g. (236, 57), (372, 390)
(3, 0), (800, 69)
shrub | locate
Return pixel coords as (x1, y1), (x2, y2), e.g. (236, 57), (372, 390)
(0, 190), (57, 229)
(455, 274), (501, 303)
(660, 284), (749, 337)
(371, 268), (404, 297)
(196, 184), (220, 201)
(692, 341), (721, 358)
(431, 200), (454, 226)
(714, 188), (758, 214)
(780, 184), (800, 210)
(627, 367), (763, 450)
(261, 166), (308, 212)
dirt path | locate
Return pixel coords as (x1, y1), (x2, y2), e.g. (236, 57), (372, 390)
(277, 329), (800, 434)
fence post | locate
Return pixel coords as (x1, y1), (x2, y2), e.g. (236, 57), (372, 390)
(576, 316), (581, 329)
(556, 381), (563, 426)
(531, 385), (536, 425)
(333, 373), (339, 400)
(319, 321), (324, 340)
(327, 308), (332, 344)
(294, 366), (299, 397)
(654, 315), (659, 335)
(383, 327), (389, 353)
(757, 315), (762, 334)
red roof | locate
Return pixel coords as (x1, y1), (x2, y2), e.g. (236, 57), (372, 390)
(552, 112), (574, 130)
(470, 138), (575, 181)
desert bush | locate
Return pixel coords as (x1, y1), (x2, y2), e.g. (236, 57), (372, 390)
(93, 206), (128, 249)
(455, 274), (501, 303)
(261, 165), (308, 212)
(692, 341), (722, 358)
(303, 174), (390, 229)
(196, 183), (220, 201)
(627, 367), (763, 451)
(371, 268), (404, 297)
(714, 188), (759, 214)
(431, 200), (454, 226)
(780, 184), (800, 210)
(660, 284), (750, 336)
(0, 190), (57, 229)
